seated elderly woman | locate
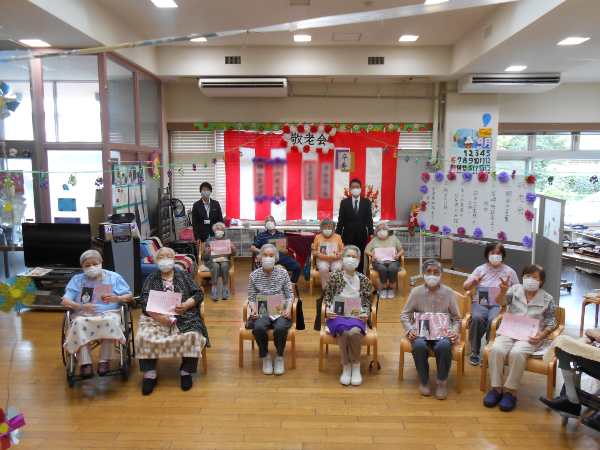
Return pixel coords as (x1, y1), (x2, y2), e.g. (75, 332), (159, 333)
(136, 247), (209, 395)
(311, 218), (344, 290)
(323, 245), (373, 386)
(247, 243), (294, 376)
(204, 221), (237, 301)
(365, 222), (404, 299)
(61, 249), (133, 378)
(400, 259), (461, 400)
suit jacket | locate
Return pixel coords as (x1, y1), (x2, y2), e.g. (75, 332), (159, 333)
(335, 196), (373, 246)
(191, 198), (224, 242)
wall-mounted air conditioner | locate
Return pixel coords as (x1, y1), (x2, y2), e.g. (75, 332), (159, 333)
(458, 73), (561, 94)
(198, 78), (288, 97)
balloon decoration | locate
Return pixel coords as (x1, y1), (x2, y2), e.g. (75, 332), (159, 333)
(0, 82), (22, 120)
(0, 173), (26, 235)
(194, 121), (432, 133)
(0, 277), (36, 313)
(482, 113), (492, 127)
(0, 407), (25, 449)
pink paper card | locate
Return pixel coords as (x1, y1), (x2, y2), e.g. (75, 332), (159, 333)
(497, 313), (540, 341)
(374, 247), (396, 262)
(332, 296), (362, 317)
(210, 239), (231, 256)
(414, 312), (450, 340)
(319, 243), (337, 256)
(256, 294), (286, 319)
(92, 284), (113, 304)
(146, 289), (183, 315)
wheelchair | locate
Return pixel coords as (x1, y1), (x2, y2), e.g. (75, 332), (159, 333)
(61, 304), (136, 388)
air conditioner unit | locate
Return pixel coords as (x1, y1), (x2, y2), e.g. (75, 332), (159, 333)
(458, 73), (561, 94)
(198, 78), (288, 97)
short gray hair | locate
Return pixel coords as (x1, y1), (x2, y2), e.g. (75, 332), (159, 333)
(80, 249), (102, 265)
(342, 245), (361, 260)
(375, 221), (389, 232)
(212, 222), (225, 232)
(156, 247), (176, 259)
(422, 258), (442, 273)
(320, 218), (334, 229)
(260, 243), (279, 262)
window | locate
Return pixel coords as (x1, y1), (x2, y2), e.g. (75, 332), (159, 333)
(107, 59), (135, 144)
(170, 131), (226, 213)
(0, 55), (33, 140)
(47, 150), (103, 224)
(497, 134), (528, 152)
(580, 133), (600, 151)
(535, 133), (572, 151)
(43, 55), (101, 142)
(495, 160), (528, 175)
(139, 74), (160, 148)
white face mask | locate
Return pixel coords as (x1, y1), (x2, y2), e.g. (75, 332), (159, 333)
(424, 274), (441, 288)
(158, 258), (175, 273)
(351, 188), (361, 197)
(261, 256), (275, 270)
(523, 277), (540, 292)
(322, 229), (333, 238)
(488, 254), (503, 266)
(83, 265), (102, 279)
(201, 190), (211, 199)
(343, 256), (359, 271)
(215, 230), (225, 238)
(377, 230), (388, 239)
(265, 221), (276, 231)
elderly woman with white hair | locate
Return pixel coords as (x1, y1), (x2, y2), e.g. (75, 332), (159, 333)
(61, 249), (133, 378)
(247, 243), (294, 376)
(365, 221), (404, 299)
(311, 218), (344, 290)
(136, 247), (209, 395)
(203, 221), (237, 301)
(322, 245), (373, 386)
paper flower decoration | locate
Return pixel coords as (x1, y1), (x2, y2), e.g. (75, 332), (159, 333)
(525, 209), (535, 221)
(526, 192), (536, 203)
(473, 227), (483, 239)
(497, 231), (507, 241)
(522, 235), (533, 248)
(526, 175), (536, 185)
(302, 145), (310, 153)
(310, 124), (318, 133)
(477, 171), (489, 182)
(68, 174), (77, 186)
(420, 201), (427, 211)
(167, 170), (172, 178)
(0, 407), (25, 449)
(62, 184), (69, 191)
(291, 145), (299, 152)
(297, 124), (305, 133)
(421, 172), (431, 183)
(442, 225), (452, 235)
(419, 220), (427, 230)
(434, 171), (444, 182)
(429, 225), (439, 233)
(419, 185), (428, 194)
(447, 172), (457, 181)
(282, 124), (291, 134)
(324, 124), (332, 134)
(497, 171), (510, 183)
(457, 227), (466, 236)
(462, 171), (473, 182)
(0, 277), (36, 313)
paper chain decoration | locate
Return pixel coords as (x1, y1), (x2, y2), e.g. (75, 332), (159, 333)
(0, 408), (25, 450)
(0, 277), (36, 313)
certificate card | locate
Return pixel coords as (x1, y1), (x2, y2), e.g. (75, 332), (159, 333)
(374, 247), (396, 262)
(497, 313), (540, 341)
(210, 239), (231, 256)
(475, 286), (500, 305)
(256, 294), (286, 320)
(332, 296), (362, 318)
(146, 289), (182, 315)
(91, 284), (113, 303)
(319, 243), (337, 256)
(414, 312), (450, 340)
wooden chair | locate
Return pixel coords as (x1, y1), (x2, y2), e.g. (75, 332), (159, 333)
(319, 293), (380, 372)
(195, 243), (236, 294)
(398, 289), (470, 392)
(200, 302), (207, 374)
(366, 254), (409, 298)
(479, 306), (566, 399)
(238, 298), (298, 369)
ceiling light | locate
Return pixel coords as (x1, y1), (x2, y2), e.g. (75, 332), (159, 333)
(150, 0), (178, 8)
(399, 35), (419, 42)
(505, 65), (527, 72)
(294, 34), (312, 43)
(557, 36), (590, 46)
(424, 0), (449, 5)
(190, 37), (207, 43)
(19, 39), (51, 47)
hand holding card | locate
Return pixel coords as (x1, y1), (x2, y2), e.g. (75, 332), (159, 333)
(146, 289), (183, 315)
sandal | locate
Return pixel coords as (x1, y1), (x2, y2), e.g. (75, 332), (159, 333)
(97, 360), (110, 376)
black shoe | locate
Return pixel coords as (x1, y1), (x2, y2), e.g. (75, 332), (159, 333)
(582, 411), (600, 432)
(180, 374), (193, 391)
(539, 396), (581, 418)
(142, 378), (157, 396)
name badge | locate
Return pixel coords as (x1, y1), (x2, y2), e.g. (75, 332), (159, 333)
(204, 219), (210, 225)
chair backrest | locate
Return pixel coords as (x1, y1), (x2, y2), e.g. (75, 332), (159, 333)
(453, 289), (470, 318)
(556, 306), (566, 326)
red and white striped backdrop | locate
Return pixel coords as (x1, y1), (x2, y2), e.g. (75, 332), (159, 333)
(224, 130), (400, 221)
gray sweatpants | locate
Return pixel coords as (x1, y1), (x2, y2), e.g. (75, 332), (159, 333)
(411, 337), (453, 385)
(372, 260), (400, 284)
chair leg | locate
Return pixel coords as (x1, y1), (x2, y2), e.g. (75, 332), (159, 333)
(251, 340), (255, 350)
(580, 302), (587, 337)
(325, 344), (329, 354)
(309, 278), (313, 296)
(547, 364), (556, 399)
(238, 336), (244, 368)
(367, 345), (371, 356)
(480, 356), (487, 392)
(202, 348), (208, 374)
(229, 274), (235, 294)
(373, 342), (380, 371)
(319, 341), (324, 371)
(291, 335), (297, 370)
(398, 349), (404, 380)
(455, 354), (463, 393)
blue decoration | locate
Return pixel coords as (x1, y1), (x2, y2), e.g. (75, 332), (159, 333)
(482, 113), (492, 127)
(497, 171), (510, 183)
(522, 235), (533, 248)
(0, 81), (23, 120)
(419, 220), (426, 230)
(62, 184), (69, 191)
(526, 192), (536, 203)
(442, 225), (452, 235)
(473, 227), (483, 239)
(419, 185), (428, 194)
(434, 171), (445, 182)
(462, 171), (473, 182)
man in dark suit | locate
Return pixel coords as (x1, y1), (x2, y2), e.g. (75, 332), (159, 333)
(336, 178), (373, 273)
(191, 182), (224, 243)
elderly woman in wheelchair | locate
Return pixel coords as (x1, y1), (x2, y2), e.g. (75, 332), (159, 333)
(61, 250), (133, 382)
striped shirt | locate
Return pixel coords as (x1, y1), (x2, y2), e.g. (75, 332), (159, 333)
(247, 266), (293, 310)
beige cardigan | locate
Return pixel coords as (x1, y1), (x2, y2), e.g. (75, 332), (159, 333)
(544, 333), (600, 364)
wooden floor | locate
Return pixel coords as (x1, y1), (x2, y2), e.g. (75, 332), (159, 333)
(1, 260), (599, 450)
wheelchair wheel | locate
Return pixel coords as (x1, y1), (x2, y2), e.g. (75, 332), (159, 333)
(120, 356), (130, 382)
(61, 313), (69, 366)
(66, 372), (76, 388)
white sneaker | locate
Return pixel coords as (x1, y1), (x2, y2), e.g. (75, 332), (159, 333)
(350, 363), (362, 386)
(388, 289), (396, 299)
(384, 289), (391, 299)
(339, 364), (352, 386)
(273, 356), (285, 375)
(262, 356), (273, 375)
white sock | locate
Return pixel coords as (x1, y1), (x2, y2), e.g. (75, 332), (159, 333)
(181, 370), (191, 376)
(562, 370), (580, 403)
(144, 370), (157, 379)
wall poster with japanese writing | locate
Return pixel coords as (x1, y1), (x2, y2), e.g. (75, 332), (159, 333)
(303, 160), (318, 200)
(448, 127), (492, 173)
(253, 159), (266, 199)
(417, 173), (535, 246)
(320, 162), (332, 200)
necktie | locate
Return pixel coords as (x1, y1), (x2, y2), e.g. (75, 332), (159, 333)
(354, 199), (359, 214)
